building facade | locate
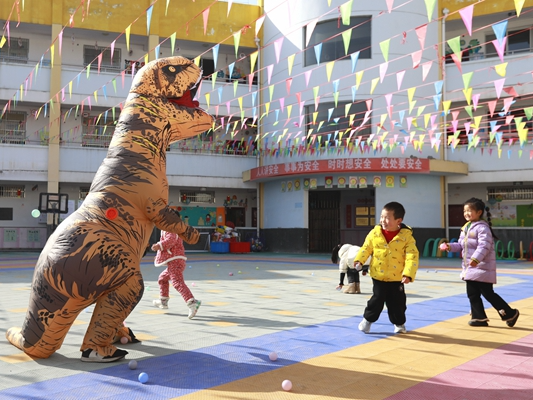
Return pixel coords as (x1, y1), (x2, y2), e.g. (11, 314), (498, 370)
(0, 0), (532, 253)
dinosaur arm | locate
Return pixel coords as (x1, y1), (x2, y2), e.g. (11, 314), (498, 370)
(150, 205), (199, 245)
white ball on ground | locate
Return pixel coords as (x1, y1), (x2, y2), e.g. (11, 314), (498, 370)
(269, 352), (278, 361)
(128, 360), (137, 370)
(282, 380), (292, 391)
(120, 336), (128, 344)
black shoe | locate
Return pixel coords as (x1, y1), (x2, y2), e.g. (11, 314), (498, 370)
(468, 320), (489, 327)
(506, 310), (519, 328)
(127, 327), (141, 343)
(81, 348), (128, 363)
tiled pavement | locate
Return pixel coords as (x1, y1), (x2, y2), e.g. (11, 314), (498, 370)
(1, 252), (533, 399)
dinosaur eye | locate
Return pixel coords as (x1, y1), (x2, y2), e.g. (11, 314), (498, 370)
(168, 66), (176, 73)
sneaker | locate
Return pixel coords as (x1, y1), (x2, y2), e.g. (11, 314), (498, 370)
(358, 318), (372, 334)
(394, 324), (407, 334)
(187, 299), (201, 319)
(81, 348), (128, 363)
(506, 310), (519, 327)
(153, 297), (169, 309)
(468, 319), (489, 327)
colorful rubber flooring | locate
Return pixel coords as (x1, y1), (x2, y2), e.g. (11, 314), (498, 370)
(1, 252), (532, 399)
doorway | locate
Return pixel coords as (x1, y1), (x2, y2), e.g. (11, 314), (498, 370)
(308, 191), (340, 253)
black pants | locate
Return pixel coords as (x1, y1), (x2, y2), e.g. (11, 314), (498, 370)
(363, 279), (406, 325)
(346, 268), (360, 283)
(466, 280), (516, 321)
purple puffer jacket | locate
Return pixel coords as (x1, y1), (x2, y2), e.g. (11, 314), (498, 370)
(448, 220), (497, 284)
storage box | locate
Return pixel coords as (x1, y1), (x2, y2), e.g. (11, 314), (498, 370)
(229, 242), (251, 253)
(211, 241), (229, 253)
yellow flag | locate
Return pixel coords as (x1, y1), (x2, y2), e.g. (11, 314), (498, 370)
(125, 25), (131, 51)
(287, 54), (295, 76)
(495, 62), (507, 77)
(205, 93), (210, 108)
(355, 71), (364, 89)
(370, 77), (379, 94)
(326, 61), (335, 81)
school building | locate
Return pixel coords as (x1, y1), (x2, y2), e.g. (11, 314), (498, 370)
(0, 0), (532, 254)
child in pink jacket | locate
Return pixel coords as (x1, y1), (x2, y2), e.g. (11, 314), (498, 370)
(443, 197), (519, 328)
(151, 209), (201, 319)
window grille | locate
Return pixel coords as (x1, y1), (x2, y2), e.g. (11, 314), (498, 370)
(0, 111), (26, 144)
(81, 125), (115, 148)
(304, 17), (371, 66)
(180, 190), (215, 204)
(0, 37), (29, 63)
(0, 185), (25, 198)
(487, 186), (533, 201)
(84, 45), (122, 72)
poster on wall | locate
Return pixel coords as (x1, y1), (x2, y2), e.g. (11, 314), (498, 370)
(287, 181), (293, 192)
(490, 203), (516, 227)
(386, 176), (395, 188)
(310, 178), (317, 189)
(359, 177), (367, 188)
(176, 206), (217, 227)
(337, 177), (346, 188)
(400, 176), (407, 188)
(325, 176), (333, 188)
(294, 179), (301, 191)
(517, 205), (533, 227)
(303, 178), (310, 190)
(281, 181), (286, 192)
(349, 176), (358, 188)
(373, 176), (382, 187)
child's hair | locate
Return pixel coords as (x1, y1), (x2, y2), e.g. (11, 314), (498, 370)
(383, 201), (405, 219)
(331, 244), (342, 264)
(463, 197), (498, 239)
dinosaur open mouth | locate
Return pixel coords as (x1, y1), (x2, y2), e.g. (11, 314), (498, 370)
(168, 90), (199, 108)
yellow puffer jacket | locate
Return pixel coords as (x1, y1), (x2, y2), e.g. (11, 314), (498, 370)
(354, 225), (419, 282)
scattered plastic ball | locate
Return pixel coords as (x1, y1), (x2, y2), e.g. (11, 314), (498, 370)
(229, 272), (233, 276)
(256, 267), (259, 270)
(311, 273), (314, 276)
(282, 380), (292, 391)
(439, 243), (448, 251)
(188, 265), (192, 269)
(31, 209), (41, 218)
(238, 271), (242, 274)
(105, 208), (118, 220)
(120, 336), (128, 344)
(128, 360), (138, 370)
(138, 372), (149, 384)
(217, 264), (220, 267)
(191, 282), (196, 287)
(269, 352), (278, 361)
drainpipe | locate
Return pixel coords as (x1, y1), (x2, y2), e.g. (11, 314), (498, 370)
(442, 7), (450, 240)
(255, 36), (261, 240)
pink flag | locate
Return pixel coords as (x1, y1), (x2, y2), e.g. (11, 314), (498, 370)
(365, 99), (373, 111)
(450, 53), (462, 73)
(274, 37), (284, 64)
(386, 0), (394, 13)
(411, 50), (423, 69)
(379, 62), (388, 83)
(459, 5), (474, 36)
(487, 99), (497, 117)
(396, 70), (405, 90)
(472, 93), (480, 110)
(58, 31), (63, 56)
(421, 60), (432, 81)
(492, 37), (507, 62)
(451, 110), (460, 121)
(286, 78), (292, 95)
(464, 122), (471, 135)
(304, 70), (312, 87)
(503, 97), (514, 114)
(267, 64), (274, 84)
(494, 78), (505, 99)
(279, 97), (285, 112)
(415, 24), (427, 50)
(503, 86), (518, 97)
(202, 8), (210, 35)
(306, 18), (318, 47)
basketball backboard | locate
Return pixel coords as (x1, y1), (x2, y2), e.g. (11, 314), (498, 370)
(38, 193), (69, 214)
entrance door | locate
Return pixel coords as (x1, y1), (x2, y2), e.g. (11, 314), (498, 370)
(309, 191), (340, 253)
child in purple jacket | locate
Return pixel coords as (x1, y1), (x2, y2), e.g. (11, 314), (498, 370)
(442, 197), (519, 328)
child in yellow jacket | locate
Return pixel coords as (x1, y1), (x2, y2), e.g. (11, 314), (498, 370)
(354, 201), (419, 334)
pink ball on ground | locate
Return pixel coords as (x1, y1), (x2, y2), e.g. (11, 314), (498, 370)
(229, 272), (233, 276)
(120, 336), (128, 344)
(282, 380), (292, 391)
(269, 352), (278, 361)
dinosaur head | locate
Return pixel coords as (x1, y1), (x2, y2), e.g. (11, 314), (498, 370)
(130, 56), (213, 142)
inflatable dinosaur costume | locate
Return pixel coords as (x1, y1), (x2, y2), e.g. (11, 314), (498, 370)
(6, 56), (213, 362)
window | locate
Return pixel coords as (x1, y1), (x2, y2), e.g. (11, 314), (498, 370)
(485, 28), (532, 58)
(488, 186), (533, 201)
(79, 187), (91, 200)
(0, 37), (29, 63)
(304, 17), (371, 66)
(0, 185), (25, 198)
(305, 101), (371, 145)
(84, 45), (121, 72)
(0, 111), (26, 144)
(180, 190), (215, 204)
(81, 116), (115, 148)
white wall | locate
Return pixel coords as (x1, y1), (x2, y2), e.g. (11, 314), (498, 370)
(262, 179), (307, 229)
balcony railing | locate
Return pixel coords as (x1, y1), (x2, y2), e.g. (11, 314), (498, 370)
(0, 121), (26, 144)
(81, 126), (114, 148)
